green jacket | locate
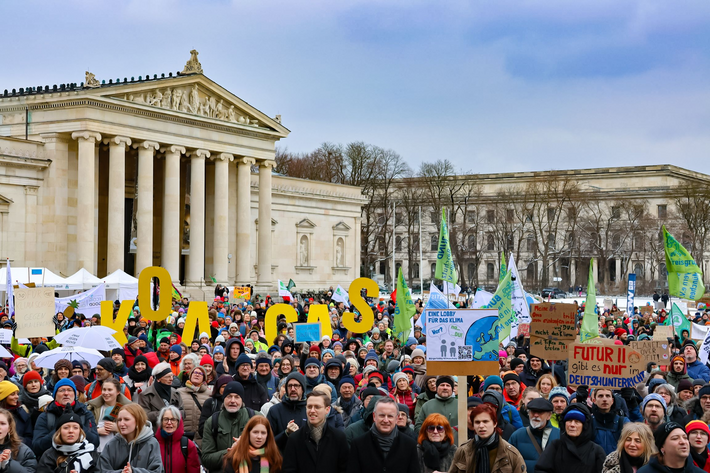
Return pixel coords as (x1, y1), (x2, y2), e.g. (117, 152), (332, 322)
(201, 407), (261, 473)
(414, 395), (457, 433)
(11, 337), (58, 358)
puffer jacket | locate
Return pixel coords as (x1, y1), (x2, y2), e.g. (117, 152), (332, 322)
(37, 444), (100, 473)
(449, 436), (526, 473)
(392, 386), (416, 420)
(201, 407), (259, 473)
(508, 423), (561, 472)
(98, 423), (163, 473)
(0, 441), (37, 473)
(414, 395), (457, 433)
(175, 383), (211, 446)
(155, 416), (201, 473)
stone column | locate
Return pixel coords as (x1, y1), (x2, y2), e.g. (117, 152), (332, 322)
(592, 258), (599, 286)
(615, 258), (622, 287)
(72, 131), (101, 271)
(162, 145), (185, 283)
(107, 136), (131, 274)
(236, 157), (255, 283)
(212, 153), (233, 284)
(256, 160), (275, 290)
(187, 149), (209, 286)
(135, 141), (159, 275)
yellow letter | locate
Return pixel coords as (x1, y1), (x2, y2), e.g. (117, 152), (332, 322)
(341, 277), (378, 333)
(181, 301), (212, 343)
(101, 300), (132, 345)
(138, 267), (172, 322)
(265, 304), (298, 346)
(307, 304), (332, 340)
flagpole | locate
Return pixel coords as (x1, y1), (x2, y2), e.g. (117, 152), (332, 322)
(392, 200), (396, 290)
(419, 206), (423, 297)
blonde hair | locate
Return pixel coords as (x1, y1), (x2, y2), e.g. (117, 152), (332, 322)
(616, 422), (656, 464)
(535, 374), (557, 398)
(118, 404), (148, 439)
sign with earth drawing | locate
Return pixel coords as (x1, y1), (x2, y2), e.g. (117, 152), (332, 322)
(424, 308), (499, 362)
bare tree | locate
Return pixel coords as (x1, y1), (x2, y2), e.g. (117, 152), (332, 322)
(675, 184), (710, 268)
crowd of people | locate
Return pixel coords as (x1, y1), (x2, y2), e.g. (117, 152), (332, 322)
(0, 286), (708, 473)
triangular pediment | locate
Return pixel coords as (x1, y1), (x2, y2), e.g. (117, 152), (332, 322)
(0, 193), (13, 205)
(296, 218), (317, 228)
(333, 221), (351, 231)
(91, 74), (288, 136)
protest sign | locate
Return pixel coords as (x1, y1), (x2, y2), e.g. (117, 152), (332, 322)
(629, 340), (671, 365)
(604, 299), (613, 310)
(677, 302), (689, 315)
(568, 342), (646, 388)
(232, 286), (251, 301)
(640, 306), (654, 316)
(294, 323), (321, 343)
(530, 336), (569, 359)
(518, 323), (530, 338)
(529, 303), (576, 358)
(654, 325), (674, 341)
(611, 310), (624, 319)
(15, 287), (56, 338)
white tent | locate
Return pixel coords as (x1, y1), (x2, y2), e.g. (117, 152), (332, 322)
(63, 268), (103, 290)
(103, 269), (139, 302)
(0, 267), (72, 290)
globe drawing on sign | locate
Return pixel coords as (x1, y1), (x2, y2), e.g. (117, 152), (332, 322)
(465, 315), (499, 361)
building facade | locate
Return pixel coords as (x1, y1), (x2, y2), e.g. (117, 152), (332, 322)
(0, 52), (365, 299)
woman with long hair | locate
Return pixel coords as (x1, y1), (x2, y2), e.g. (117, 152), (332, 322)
(46, 360), (72, 395)
(602, 423), (656, 473)
(535, 374), (557, 399)
(155, 406), (201, 473)
(0, 381), (32, 445)
(86, 378), (131, 452)
(417, 413), (457, 473)
(225, 416), (281, 473)
(449, 403), (526, 473)
(0, 408), (36, 472)
(36, 407), (99, 473)
(97, 404), (162, 473)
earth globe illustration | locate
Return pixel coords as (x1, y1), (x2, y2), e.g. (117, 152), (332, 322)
(464, 315), (499, 361)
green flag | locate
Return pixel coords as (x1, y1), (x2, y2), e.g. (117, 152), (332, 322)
(663, 226), (705, 301)
(666, 302), (691, 339)
(484, 270), (514, 341)
(435, 208), (458, 284)
(499, 250), (507, 284)
(210, 276), (217, 283)
(287, 279), (296, 291)
(394, 267), (416, 342)
(580, 258), (600, 342)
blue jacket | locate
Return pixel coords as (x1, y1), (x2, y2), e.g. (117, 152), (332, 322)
(592, 407), (629, 455)
(502, 402), (523, 429)
(508, 423), (560, 472)
(687, 360), (710, 382)
(32, 400), (99, 456)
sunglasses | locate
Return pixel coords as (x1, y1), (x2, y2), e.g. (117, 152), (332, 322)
(427, 425), (445, 433)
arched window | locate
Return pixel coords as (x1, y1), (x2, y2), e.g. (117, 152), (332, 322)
(413, 263), (420, 278)
(612, 233), (621, 249)
(486, 234), (494, 251)
(395, 236), (402, 251)
(486, 263), (494, 281)
(430, 235), (438, 251)
(468, 234), (476, 250)
(659, 263), (667, 282)
(634, 263), (644, 280)
(430, 263), (437, 278)
(526, 263), (535, 282)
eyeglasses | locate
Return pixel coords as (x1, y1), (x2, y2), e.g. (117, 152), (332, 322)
(162, 418), (177, 424)
(427, 425), (445, 433)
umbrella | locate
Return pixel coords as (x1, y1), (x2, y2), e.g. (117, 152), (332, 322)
(33, 346), (104, 369)
(53, 326), (121, 352)
(0, 345), (11, 358)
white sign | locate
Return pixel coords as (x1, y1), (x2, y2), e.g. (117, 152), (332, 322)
(55, 284), (106, 315)
(425, 308), (498, 362)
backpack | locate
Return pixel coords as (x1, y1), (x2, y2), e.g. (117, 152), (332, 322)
(46, 410), (87, 432)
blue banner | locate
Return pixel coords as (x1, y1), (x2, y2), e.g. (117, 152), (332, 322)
(627, 273), (636, 323)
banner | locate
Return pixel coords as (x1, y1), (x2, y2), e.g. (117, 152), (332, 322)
(699, 328), (710, 364)
(664, 225), (705, 300)
(568, 342), (646, 388)
(294, 322), (321, 343)
(55, 284), (106, 315)
(15, 287), (56, 338)
(499, 250), (507, 284)
(627, 273), (636, 317)
(666, 302), (691, 338)
(692, 322), (710, 341)
(278, 280), (292, 300)
(425, 308), (498, 361)
(435, 209), (458, 284)
(530, 303), (577, 359)
(483, 270), (514, 342)
(231, 286), (252, 301)
(331, 285), (350, 306)
(422, 283), (457, 334)
(5, 259), (13, 316)
(394, 268), (416, 342)
(442, 281), (461, 296)
(580, 258), (600, 342)
(472, 290), (493, 309)
(508, 255), (531, 338)
(629, 340), (671, 365)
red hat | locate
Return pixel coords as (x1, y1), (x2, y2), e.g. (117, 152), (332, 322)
(686, 420), (710, 437)
(211, 321), (219, 328)
(369, 371), (384, 383)
(22, 370), (43, 388)
(614, 328), (627, 337)
(200, 354), (214, 367)
(309, 345), (321, 355)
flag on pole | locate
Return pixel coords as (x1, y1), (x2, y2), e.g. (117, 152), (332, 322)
(394, 268), (416, 342)
(287, 279), (296, 291)
(278, 280), (292, 300)
(435, 209), (458, 284)
(499, 250), (507, 283)
(331, 285), (350, 306)
(666, 302), (691, 340)
(699, 326), (710, 364)
(171, 283), (182, 301)
(422, 283), (457, 334)
(5, 259), (13, 315)
(508, 255), (531, 337)
(484, 270), (514, 342)
(663, 225), (705, 301)
(442, 281), (461, 296)
(580, 258), (599, 342)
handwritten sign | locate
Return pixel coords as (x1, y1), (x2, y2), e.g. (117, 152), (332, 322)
(15, 287), (56, 338)
(294, 323), (322, 343)
(629, 341), (671, 365)
(653, 325), (674, 341)
(518, 323), (530, 338)
(530, 336), (569, 359)
(568, 342), (646, 388)
(232, 286), (251, 301)
(530, 303), (577, 339)
(640, 306), (654, 316)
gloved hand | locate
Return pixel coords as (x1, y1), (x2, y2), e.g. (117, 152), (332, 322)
(576, 385), (589, 405)
(619, 387), (639, 409)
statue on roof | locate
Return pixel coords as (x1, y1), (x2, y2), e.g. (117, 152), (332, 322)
(85, 71), (100, 88)
(182, 49), (203, 75)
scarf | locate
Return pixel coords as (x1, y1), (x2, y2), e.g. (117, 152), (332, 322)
(421, 439), (452, 470)
(310, 420), (326, 445)
(184, 381), (203, 392)
(470, 433), (499, 473)
(51, 437), (96, 473)
(256, 372), (272, 391)
(691, 448), (709, 470)
(127, 366), (151, 384)
(238, 448), (268, 473)
(154, 381), (172, 404)
(370, 423), (398, 457)
(19, 385), (50, 409)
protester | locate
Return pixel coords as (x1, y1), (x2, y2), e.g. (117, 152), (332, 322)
(86, 378), (131, 452)
(601, 422), (656, 473)
(416, 413), (457, 473)
(266, 372), (307, 452)
(549, 386), (569, 429)
(519, 355), (550, 388)
(155, 406), (201, 473)
(654, 384), (687, 424)
(684, 341), (710, 383)
(136, 362), (183, 429)
(123, 355), (151, 398)
(0, 407), (37, 472)
(198, 375), (232, 437)
(175, 366), (210, 447)
(686, 420), (710, 473)
(684, 385), (710, 425)
(225, 416), (282, 473)
(509, 397), (560, 472)
(233, 354), (269, 411)
(36, 405), (99, 473)
(592, 387), (630, 455)
(642, 394), (668, 433)
(502, 371), (525, 409)
(667, 356), (692, 392)
(97, 403), (163, 473)
(637, 421), (701, 473)
(414, 375), (457, 433)
(335, 376), (361, 427)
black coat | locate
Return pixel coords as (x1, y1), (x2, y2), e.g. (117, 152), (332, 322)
(266, 397), (307, 451)
(637, 455), (704, 473)
(37, 446), (101, 473)
(283, 421), (349, 473)
(232, 373), (268, 411)
(32, 401), (99, 457)
(346, 429), (420, 473)
(13, 405), (33, 446)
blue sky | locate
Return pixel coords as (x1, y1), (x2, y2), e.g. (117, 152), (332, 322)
(3, 0), (710, 174)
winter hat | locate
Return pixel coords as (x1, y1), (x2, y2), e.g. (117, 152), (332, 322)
(127, 336), (139, 346)
(502, 372), (521, 385)
(392, 371), (409, 386)
(467, 396), (483, 408)
(13, 357), (28, 369)
(53, 378), (77, 398)
(152, 362), (174, 381)
(322, 349), (335, 359)
(170, 345), (183, 356)
(360, 386), (382, 401)
(654, 421), (685, 451)
(69, 375), (86, 394)
(699, 385), (710, 399)
(0, 381), (18, 401)
(235, 353), (252, 368)
(308, 345), (321, 356)
(677, 379), (694, 395)
(223, 381), (245, 399)
(642, 393), (668, 414)
(397, 403), (409, 415)
(22, 370), (43, 388)
(213, 346), (225, 356)
(200, 354), (214, 367)
(683, 340), (698, 354)
(411, 348), (425, 360)
(38, 394), (54, 411)
(54, 359), (73, 372)
(686, 420), (710, 437)
(199, 332), (210, 340)
(436, 375), (454, 389)
(255, 355), (272, 368)
(648, 378), (666, 393)
(510, 358), (525, 371)
(483, 375), (504, 391)
(365, 349), (379, 363)
(549, 386), (570, 403)
(159, 337), (170, 346)
(285, 372), (307, 392)
(564, 408), (587, 423)
(338, 376), (356, 390)
(215, 335), (225, 344)
(97, 357), (116, 373)
(56, 405), (82, 430)
(304, 358), (321, 369)
(111, 348), (126, 360)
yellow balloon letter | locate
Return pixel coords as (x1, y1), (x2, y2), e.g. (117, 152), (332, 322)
(265, 304), (298, 346)
(341, 277), (378, 333)
(101, 300), (133, 345)
(181, 301), (212, 343)
(138, 267), (172, 322)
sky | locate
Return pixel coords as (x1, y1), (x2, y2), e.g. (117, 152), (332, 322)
(3, 0), (710, 174)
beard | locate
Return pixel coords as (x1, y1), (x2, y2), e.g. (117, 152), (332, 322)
(530, 418), (545, 430)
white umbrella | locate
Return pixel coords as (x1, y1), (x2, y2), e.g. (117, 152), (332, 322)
(0, 345), (11, 358)
(33, 346), (104, 369)
(0, 329), (34, 345)
(53, 326), (121, 352)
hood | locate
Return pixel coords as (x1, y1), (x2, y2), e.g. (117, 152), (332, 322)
(362, 395), (382, 426)
(481, 390), (506, 420)
(88, 392), (132, 409)
(560, 403), (595, 444)
(524, 358), (551, 376)
(132, 423), (156, 445)
(224, 338), (244, 362)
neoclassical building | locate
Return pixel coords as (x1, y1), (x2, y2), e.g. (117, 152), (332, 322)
(0, 51), (365, 298)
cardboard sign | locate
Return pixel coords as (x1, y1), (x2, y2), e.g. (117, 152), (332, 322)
(611, 311), (624, 319)
(530, 303), (577, 339)
(568, 342), (646, 388)
(653, 325), (674, 341)
(640, 306), (654, 316)
(518, 323), (530, 338)
(15, 287), (56, 338)
(530, 336), (570, 359)
(604, 298), (613, 310)
(294, 323), (321, 343)
(629, 341), (671, 365)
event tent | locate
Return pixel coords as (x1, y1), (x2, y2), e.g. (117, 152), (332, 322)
(103, 269), (139, 302)
(0, 267), (72, 290)
(63, 268), (103, 290)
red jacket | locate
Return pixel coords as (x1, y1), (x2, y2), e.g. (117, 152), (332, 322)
(123, 344), (144, 368)
(156, 417), (201, 473)
(503, 382), (527, 408)
(392, 387), (416, 421)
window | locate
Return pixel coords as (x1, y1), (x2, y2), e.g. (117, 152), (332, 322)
(611, 206), (621, 219)
(430, 212), (437, 223)
(634, 233), (643, 250)
(467, 234), (476, 250)
(547, 207), (556, 222)
(467, 263), (476, 281)
(506, 233), (514, 251)
(567, 207), (576, 220)
(612, 233), (621, 249)
(467, 211), (476, 223)
(486, 233), (494, 251)
(395, 262), (402, 275)
(413, 263), (420, 278)
(526, 234), (535, 251)
(412, 212), (419, 224)
(395, 212), (403, 223)
(658, 205), (667, 219)
(682, 233), (691, 248)
(567, 231), (575, 246)
(633, 263), (644, 280)
(377, 213), (385, 225)
(430, 263), (436, 278)
(486, 209), (495, 223)
(377, 236), (385, 252)
(526, 263), (535, 282)
(659, 263), (667, 281)
(379, 261), (387, 275)
(430, 235), (438, 251)
(506, 209), (514, 223)
(547, 233), (556, 250)
(395, 236), (402, 251)
(412, 238), (420, 252)
(486, 263), (494, 280)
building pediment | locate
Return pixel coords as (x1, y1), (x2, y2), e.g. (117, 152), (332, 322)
(333, 221), (351, 231)
(296, 218), (317, 228)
